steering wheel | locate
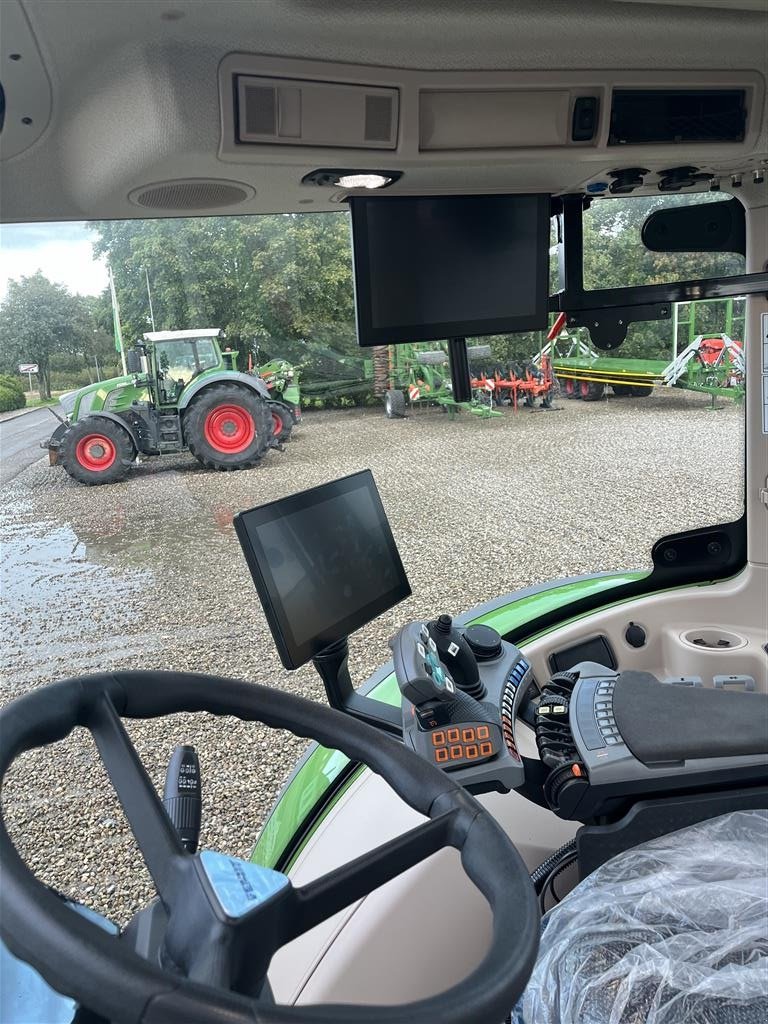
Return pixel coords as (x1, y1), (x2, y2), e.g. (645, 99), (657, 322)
(0, 671), (539, 1023)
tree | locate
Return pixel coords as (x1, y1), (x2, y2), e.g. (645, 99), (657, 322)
(0, 273), (96, 398)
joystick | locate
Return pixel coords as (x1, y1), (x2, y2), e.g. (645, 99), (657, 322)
(427, 614), (486, 699)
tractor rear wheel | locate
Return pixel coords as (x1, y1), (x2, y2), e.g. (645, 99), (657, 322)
(185, 384), (272, 470)
(384, 389), (407, 419)
(268, 401), (294, 443)
(60, 417), (135, 485)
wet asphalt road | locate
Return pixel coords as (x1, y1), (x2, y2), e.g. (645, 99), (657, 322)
(0, 406), (62, 487)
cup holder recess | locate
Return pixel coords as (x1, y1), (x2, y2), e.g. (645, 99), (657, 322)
(680, 628), (747, 652)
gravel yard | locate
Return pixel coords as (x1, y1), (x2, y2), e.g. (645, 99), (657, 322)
(1, 390), (743, 925)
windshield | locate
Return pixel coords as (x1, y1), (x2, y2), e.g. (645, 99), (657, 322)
(0, 198), (745, 921)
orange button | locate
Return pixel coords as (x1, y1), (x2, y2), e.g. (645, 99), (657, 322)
(435, 748), (448, 763)
(449, 745), (463, 760)
(461, 727), (475, 743)
(447, 728), (460, 743)
(479, 741), (493, 756)
(476, 725), (490, 740)
(465, 744), (478, 759)
(431, 731), (446, 747)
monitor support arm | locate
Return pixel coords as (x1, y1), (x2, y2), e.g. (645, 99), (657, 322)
(447, 337), (472, 402)
(313, 638), (403, 736)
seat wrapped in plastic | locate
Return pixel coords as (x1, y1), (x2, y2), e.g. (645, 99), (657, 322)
(514, 810), (768, 1024)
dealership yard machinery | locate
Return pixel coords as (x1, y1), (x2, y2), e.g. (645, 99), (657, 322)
(256, 358), (302, 442)
(383, 344), (502, 419)
(45, 329), (284, 485)
(543, 299), (746, 404)
(472, 356), (556, 411)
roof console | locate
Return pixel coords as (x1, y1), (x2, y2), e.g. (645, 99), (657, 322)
(609, 89), (747, 146)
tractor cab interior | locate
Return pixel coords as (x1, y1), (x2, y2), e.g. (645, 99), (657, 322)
(0, 1), (767, 1023)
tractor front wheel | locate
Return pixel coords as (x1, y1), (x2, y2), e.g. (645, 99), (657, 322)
(60, 417), (135, 485)
(185, 385), (272, 471)
(384, 389), (407, 419)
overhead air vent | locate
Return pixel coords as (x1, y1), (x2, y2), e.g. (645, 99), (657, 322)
(128, 179), (254, 211)
(236, 75), (398, 149)
(609, 89), (747, 145)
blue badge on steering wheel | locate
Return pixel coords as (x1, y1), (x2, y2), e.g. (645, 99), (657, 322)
(199, 851), (290, 919)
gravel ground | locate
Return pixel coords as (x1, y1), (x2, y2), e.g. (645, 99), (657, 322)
(1, 389), (743, 925)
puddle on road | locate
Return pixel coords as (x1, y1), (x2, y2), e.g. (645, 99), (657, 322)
(0, 478), (243, 687)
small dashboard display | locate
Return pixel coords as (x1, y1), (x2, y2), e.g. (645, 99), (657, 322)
(235, 470), (411, 669)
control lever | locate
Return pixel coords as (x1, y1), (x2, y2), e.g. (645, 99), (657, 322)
(428, 614), (485, 698)
(163, 744), (202, 853)
(390, 621), (458, 708)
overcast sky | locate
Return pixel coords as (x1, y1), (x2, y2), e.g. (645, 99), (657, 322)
(0, 222), (108, 301)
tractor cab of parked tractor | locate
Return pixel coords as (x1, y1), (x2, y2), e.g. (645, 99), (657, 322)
(142, 329), (231, 401)
(1, 1), (767, 1023)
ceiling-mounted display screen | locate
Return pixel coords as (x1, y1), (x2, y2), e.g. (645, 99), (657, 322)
(234, 470), (411, 669)
(350, 194), (550, 346)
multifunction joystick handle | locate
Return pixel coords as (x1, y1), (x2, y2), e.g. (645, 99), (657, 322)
(391, 622), (458, 707)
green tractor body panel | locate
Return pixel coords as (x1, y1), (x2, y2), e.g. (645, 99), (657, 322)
(175, 369), (270, 408)
(64, 375), (149, 422)
(250, 569), (646, 871)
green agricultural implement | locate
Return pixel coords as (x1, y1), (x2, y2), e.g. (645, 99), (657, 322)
(256, 358), (303, 442)
(383, 344), (502, 420)
(546, 298), (746, 404)
(45, 329), (289, 485)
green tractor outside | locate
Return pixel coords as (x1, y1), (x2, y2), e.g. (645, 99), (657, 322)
(46, 329), (300, 485)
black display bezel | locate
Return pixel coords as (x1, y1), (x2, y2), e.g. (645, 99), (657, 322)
(234, 470), (411, 669)
(350, 193), (551, 346)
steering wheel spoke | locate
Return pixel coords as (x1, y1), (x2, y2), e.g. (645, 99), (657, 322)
(88, 693), (186, 901)
(286, 808), (461, 942)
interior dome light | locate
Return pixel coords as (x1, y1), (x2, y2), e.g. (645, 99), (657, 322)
(337, 173), (392, 189)
(301, 168), (402, 189)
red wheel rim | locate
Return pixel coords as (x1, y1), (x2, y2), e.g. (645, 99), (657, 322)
(203, 404), (255, 454)
(75, 433), (116, 471)
(565, 380), (574, 395)
(271, 410), (284, 436)
(580, 381), (590, 397)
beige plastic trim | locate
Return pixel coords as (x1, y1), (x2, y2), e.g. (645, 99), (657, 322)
(0, 0), (53, 161)
(219, 56), (765, 170)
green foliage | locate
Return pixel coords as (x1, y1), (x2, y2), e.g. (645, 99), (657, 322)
(0, 373), (25, 398)
(0, 274), (106, 399)
(0, 385), (25, 413)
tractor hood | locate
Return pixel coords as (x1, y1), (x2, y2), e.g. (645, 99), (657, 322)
(60, 375), (138, 422)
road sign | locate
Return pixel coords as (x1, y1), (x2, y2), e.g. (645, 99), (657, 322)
(18, 364), (39, 374)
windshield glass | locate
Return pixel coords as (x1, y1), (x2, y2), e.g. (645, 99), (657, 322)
(155, 338), (220, 381)
(0, 201), (745, 920)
